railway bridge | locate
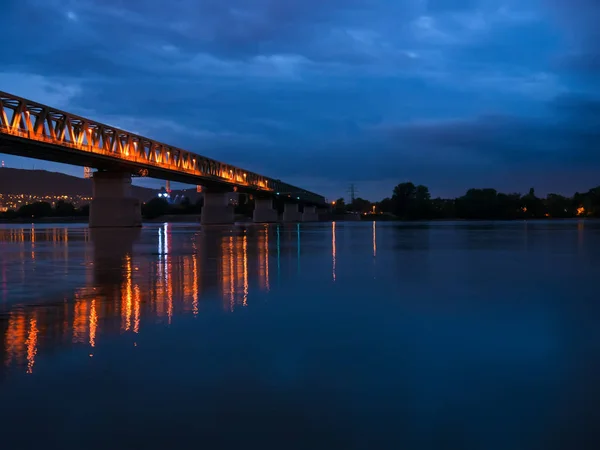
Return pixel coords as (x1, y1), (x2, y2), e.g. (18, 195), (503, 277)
(0, 91), (326, 226)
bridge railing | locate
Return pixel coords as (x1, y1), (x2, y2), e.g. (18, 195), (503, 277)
(0, 91), (326, 205)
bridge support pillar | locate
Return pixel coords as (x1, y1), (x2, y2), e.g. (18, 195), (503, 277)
(201, 191), (234, 225)
(253, 197), (278, 223)
(283, 203), (302, 222)
(89, 172), (142, 228)
(302, 205), (319, 222)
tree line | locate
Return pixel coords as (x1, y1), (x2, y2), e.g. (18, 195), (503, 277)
(0, 200), (89, 220)
(334, 182), (600, 220)
(3, 182), (599, 221)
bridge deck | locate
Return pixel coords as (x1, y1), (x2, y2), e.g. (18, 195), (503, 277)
(0, 91), (325, 205)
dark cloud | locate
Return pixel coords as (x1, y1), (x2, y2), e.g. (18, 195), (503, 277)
(195, 92), (600, 191)
(0, 0), (421, 76)
(1, 0), (600, 200)
(558, 52), (600, 76)
(372, 94), (600, 174)
(79, 0), (391, 60)
(426, 0), (477, 13)
(552, 93), (600, 120)
(545, 0), (600, 74)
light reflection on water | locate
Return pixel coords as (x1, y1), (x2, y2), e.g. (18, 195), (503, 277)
(1, 220), (600, 449)
(0, 223), (296, 372)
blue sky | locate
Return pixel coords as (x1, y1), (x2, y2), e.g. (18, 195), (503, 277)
(1, 0), (599, 200)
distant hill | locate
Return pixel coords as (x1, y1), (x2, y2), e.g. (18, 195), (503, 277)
(0, 168), (199, 202)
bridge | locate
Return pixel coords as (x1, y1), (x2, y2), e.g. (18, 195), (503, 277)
(0, 90), (326, 226)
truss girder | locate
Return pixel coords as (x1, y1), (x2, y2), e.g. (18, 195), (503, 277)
(0, 91), (325, 205)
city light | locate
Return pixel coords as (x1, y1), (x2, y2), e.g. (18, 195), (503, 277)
(0, 193), (92, 210)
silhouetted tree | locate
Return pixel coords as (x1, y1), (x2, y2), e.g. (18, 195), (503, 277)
(349, 197), (371, 214)
(78, 204), (90, 217)
(522, 187), (544, 218)
(455, 188), (499, 219)
(333, 198), (346, 214)
(17, 202), (53, 218)
(496, 193), (522, 219)
(430, 198), (455, 219)
(0, 209), (17, 220)
(377, 197), (394, 214)
(580, 187), (600, 217)
(142, 197), (169, 219)
(411, 185), (432, 219)
(54, 200), (76, 217)
(392, 182), (416, 218)
(544, 194), (570, 218)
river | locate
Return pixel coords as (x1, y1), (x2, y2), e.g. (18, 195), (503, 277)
(0, 221), (599, 449)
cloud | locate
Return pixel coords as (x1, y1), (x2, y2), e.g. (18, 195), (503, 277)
(412, 16), (460, 45)
(0, 0), (598, 200)
(426, 0), (478, 13)
(0, 73), (81, 109)
(466, 71), (564, 100)
(544, 0), (600, 75)
(372, 93), (600, 172)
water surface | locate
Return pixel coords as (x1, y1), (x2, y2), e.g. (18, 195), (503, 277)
(1, 221), (599, 449)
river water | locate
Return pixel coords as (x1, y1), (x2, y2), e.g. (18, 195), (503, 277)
(0, 221), (599, 449)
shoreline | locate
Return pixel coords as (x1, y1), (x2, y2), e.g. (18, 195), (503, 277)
(0, 216), (593, 225)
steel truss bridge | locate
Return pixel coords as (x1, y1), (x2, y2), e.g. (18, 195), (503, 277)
(0, 91), (325, 205)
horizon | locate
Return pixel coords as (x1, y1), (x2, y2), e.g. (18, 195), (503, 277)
(1, 166), (598, 203)
(1, 1), (599, 200)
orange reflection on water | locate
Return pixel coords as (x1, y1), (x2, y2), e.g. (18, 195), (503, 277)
(165, 226), (173, 324)
(228, 236), (234, 311)
(0, 229), (34, 243)
(332, 222), (337, 282)
(89, 299), (97, 347)
(25, 318), (38, 374)
(181, 254), (200, 314)
(4, 312), (26, 367)
(133, 286), (141, 333)
(121, 254), (133, 332)
(258, 227), (270, 292)
(73, 299), (89, 344)
(30, 224), (35, 261)
(192, 255), (199, 316)
(243, 234), (248, 306)
(1, 225), (306, 373)
(220, 234), (250, 311)
(166, 263), (173, 324)
(372, 221), (377, 258)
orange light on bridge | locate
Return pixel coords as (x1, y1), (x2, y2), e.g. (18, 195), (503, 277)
(0, 90), (326, 201)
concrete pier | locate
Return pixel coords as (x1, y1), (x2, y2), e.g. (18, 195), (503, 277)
(89, 171), (142, 228)
(302, 205), (319, 222)
(253, 197), (278, 223)
(283, 203), (302, 222)
(201, 191), (234, 225)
